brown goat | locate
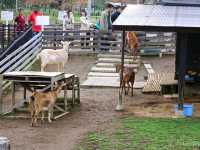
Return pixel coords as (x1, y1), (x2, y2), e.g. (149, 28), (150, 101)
(116, 64), (135, 96)
(29, 83), (64, 127)
(126, 32), (138, 58)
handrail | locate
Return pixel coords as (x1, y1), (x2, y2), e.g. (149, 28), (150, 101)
(0, 25), (32, 61)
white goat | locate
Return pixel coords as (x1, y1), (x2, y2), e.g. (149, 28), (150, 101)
(37, 41), (70, 72)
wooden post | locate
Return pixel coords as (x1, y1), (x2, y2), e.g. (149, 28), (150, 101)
(64, 80), (68, 110)
(23, 87), (26, 101)
(11, 82), (16, 108)
(72, 76), (75, 106)
(177, 32), (188, 110)
(0, 75), (3, 113)
(7, 24), (10, 45)
(77, 77), (80, 104)
(2, 24), (5, 50)
(116, 30), (125, 111)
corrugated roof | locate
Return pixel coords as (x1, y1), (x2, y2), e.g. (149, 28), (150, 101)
(112, 4), (200, 32)
(161, 0), (200, 6)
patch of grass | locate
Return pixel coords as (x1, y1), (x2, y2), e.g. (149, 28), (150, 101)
(77, 117), (200, 150)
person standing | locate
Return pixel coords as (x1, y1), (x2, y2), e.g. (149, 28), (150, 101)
(65, 10), (75, 30)
(111, 5), (122, 23)
(28, 9), (42, 36)
(111, 5), (122, 48)
(99, 3), (113, 51)
(80, 10), (92, 48)
(99, 3), (113, 33)
(14, 8), (26, 35)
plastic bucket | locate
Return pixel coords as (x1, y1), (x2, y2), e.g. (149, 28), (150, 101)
(175, 104), (193, 117)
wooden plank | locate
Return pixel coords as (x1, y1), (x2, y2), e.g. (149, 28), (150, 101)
(0, 33), (42, 67)
(0, 75), (3, 113)
(0, 38), (42, 72)
(5, 44), (41, 73)
(4, 71), (64, 77)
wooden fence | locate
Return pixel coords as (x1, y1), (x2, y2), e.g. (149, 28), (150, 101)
(43, 25), (123, 51)
(0, 24), (17, 53)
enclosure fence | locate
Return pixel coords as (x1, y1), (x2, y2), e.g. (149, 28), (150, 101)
(0, 24), (17, 53)
(43, 25), (123, 51)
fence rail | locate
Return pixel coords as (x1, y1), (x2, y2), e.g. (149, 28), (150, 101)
(0, 24), (17, 53)
(0, 33), (42, 89)
(43, 26), (123, 51)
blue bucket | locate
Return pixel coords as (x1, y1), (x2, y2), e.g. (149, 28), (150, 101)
(175, 104), (193, 117)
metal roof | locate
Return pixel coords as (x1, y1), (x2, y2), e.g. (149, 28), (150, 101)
(161, 0), (200, 6)
(112, 4), (200, 32)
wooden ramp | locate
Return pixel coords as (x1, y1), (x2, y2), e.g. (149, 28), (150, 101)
(143, 72), (176, 93)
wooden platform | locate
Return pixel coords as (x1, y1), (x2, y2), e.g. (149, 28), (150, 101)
(1, 71), (80, 120)
(143, 72), (177, 93)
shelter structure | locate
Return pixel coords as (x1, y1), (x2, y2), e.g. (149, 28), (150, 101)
(112, 4), (200, 110)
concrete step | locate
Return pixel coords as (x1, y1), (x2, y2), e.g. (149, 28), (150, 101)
(96, 63), (115, 68)
(97, 54), (140, 59)
(81, 76), (120, 87)
(96, 63), (140, 68)
(81, 76), (145, 88)
(91, 67), (116, 73)
(98, 58), (140, 64)
(88, 72), (119, 77)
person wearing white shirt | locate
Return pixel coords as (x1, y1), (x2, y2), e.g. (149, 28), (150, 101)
(80, 10), (92, 48)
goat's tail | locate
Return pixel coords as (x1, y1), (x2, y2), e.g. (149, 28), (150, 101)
(36, 53), (40, 60)
(28, 95), (36, 113)
(30, 95), (35, 102)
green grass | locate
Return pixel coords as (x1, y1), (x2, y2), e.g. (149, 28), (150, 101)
(77, 117), (200, 150)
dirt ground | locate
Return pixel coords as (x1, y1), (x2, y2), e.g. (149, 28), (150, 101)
(0, 55), (200, 150)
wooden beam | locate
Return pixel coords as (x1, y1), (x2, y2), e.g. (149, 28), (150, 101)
(177, 32), (188, 110)
(0, 75), (3, 113)
(116, 30), (126, 111)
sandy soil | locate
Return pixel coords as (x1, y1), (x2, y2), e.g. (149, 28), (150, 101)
(0, 55), (199, 150)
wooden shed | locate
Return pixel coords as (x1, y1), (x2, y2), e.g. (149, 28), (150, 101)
(112, 2), (200, 110)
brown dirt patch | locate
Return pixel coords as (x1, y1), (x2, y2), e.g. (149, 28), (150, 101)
(1, 55), (199, 150)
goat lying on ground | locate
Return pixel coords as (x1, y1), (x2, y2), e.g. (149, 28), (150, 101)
(37, 41), (70, 72)
(126, 32), (138, 58)
(29, 83), (64, 127)
(116, 64), (135, 96)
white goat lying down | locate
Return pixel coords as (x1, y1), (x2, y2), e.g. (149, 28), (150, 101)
(37, 41), (70, 72)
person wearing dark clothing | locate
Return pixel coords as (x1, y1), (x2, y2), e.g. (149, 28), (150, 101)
(99, 3), (114, 51)
(111, 6), (122, 48)
(111, 6), (122, 23)
(15, 8), (26, 35)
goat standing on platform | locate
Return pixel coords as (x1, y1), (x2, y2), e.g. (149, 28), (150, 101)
(116, 64), (135, 96)
(37, 41), (70, 72)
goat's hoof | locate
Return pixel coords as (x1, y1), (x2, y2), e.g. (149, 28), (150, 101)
(48, 120), (52, 123)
